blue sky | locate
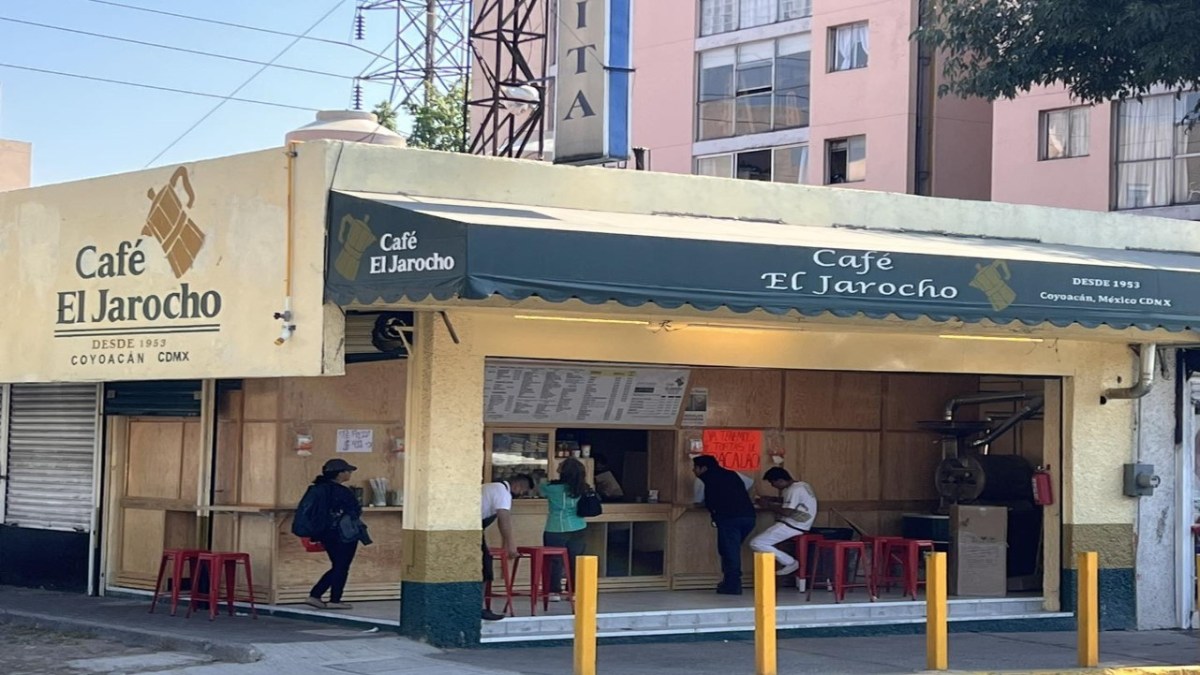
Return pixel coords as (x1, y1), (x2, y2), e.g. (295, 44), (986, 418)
(0, 0), (420, 185)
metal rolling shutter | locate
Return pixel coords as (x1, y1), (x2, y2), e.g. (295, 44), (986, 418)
(4, 383), (99, 532)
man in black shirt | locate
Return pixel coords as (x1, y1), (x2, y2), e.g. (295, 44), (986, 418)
(692, 455), (757, 595)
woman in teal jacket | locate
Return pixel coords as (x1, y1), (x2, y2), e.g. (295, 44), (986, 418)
(540, 457), (589, 598)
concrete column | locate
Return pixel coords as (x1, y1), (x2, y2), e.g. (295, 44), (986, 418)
(399, 311), (485, 647)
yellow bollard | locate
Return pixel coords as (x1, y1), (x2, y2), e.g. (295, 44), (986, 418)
(574, 555), (598, 675)
(1195, 554), (1199, 624)
(926, 551), (948, 671)
(754, 552), (777, 675)
(1077, 551), (1099, 667)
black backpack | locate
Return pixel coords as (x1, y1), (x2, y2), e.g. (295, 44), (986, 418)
(292, 484), (330, 538)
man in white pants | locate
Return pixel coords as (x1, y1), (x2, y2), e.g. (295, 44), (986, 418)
(749, 467), (818, 577)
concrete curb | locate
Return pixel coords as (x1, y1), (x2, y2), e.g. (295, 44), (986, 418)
(955, 662), (1200, 667)
(0, 607), (263, 664)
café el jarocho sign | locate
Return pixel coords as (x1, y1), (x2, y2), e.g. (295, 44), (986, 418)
(54, 166), (224, 369)
(321, 192), (1200, 331)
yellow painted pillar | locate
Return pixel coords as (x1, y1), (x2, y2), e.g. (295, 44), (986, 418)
(1077, 551), (1099, 667)
(1195, 554), (1199, 626)
(926, 551), (948, 671)
(754, 552), (777, 675)
(575, 555), (598, 675)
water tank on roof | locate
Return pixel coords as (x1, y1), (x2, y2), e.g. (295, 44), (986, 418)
(286, 110), (406, 147)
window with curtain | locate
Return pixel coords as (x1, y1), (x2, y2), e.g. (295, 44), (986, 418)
(694, 145), (810, 183)
(1115, 93), (1200, 209)
(827, 136), (866, 184)
(829, 22), (869, 72)
(698, 0), (811, 36)
(696, 38), (811, 140)
(1039, 106), (1089, 160)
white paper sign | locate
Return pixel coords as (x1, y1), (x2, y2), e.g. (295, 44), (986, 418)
(484, 362), (689, 426)
(336, 428), (374, 453)
(682, 387), (708, 427)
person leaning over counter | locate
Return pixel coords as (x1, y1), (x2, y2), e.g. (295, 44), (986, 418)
(480, 474), (532, 621)
(591, 453), (625, 501)
(692, 455), (757, 595)
(749, 467), (818, 577)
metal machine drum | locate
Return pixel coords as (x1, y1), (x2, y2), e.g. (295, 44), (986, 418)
(935, 454), (1036, 504)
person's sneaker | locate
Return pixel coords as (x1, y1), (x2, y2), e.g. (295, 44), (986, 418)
(776, 561), (800, 577)
(548, 593), (563, 602)
(325, 602), (353, 610)
(481, 609), (506, 621)
(304, 597), (326, 609)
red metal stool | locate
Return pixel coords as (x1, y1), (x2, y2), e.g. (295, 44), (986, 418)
(186, 552), (257, 621)
(880, 538), (936, 600)
(513, 546), (574, 616)
(806, 540), (874, 603)
(860, 535), (905, 594)
(792, 533), (825, 589)
(484, 547), (517, 617)
(149, 548), (203, 616)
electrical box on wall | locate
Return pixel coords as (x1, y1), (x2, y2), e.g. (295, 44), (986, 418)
(1123, 463), (1161, 497)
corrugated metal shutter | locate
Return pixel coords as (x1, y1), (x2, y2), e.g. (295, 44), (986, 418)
(346, 311), (413, 363)
(4, 383), (99, 532)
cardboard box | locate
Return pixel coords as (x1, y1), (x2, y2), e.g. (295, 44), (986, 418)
(950, 504), (1007, 544)
(949, 505), (1008, 597)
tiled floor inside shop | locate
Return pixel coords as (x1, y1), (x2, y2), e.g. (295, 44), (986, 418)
(274, 588), (1059, 642)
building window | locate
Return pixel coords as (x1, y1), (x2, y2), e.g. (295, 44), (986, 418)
(829, 22), (869, 72)
(1039, 107), (1089, 160)
(697, 37), (810, 141)
(1115, 93), (1200, 209)
(826, 136), (866, 184)
(699, 0), (812, 37)
(695, 144), (809, 183)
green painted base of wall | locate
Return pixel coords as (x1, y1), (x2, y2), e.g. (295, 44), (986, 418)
(1061, 567), (1135, 631)
(398, 580), (482, 648)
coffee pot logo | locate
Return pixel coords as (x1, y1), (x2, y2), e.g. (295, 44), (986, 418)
(335, 213), (377, 281)
(144, 166), (206, 278)
(970, 260), (1017, 312)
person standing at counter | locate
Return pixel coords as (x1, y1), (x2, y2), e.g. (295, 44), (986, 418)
(540, 458), (589, 600)
(303, 459), (365, 610)
(592, 453), (625, 501)
(749, 467), (818, 577)
(481, 474), (532, 621)
(692, 455), (757, 595)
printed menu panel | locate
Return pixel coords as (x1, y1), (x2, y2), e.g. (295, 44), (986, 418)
(484, 363), (689, 426)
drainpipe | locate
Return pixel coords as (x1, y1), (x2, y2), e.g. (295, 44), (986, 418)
(1103, 344), (1158, 401)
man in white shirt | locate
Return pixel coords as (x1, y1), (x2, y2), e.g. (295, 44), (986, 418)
(481, 475), (532, 621)
(749, 467), (818, 577)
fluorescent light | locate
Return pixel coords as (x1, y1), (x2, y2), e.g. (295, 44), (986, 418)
(514, 315), (650, 326)
(938, 334), (1044, 343)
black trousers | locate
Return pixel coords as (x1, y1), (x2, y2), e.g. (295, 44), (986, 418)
(543, 529), (587, 593)
(481, 516), (497, 584)
(309, 538), (358, 602)
(715, 516), (756, 590)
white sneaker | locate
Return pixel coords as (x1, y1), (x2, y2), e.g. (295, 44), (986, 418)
(548, 593), (564, 602)
(776, 561), (800, 576)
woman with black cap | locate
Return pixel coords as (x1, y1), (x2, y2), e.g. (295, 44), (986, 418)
(304, 458), (363, 610)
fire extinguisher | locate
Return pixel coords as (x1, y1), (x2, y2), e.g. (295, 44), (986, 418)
(1032, 465), (1055, 506)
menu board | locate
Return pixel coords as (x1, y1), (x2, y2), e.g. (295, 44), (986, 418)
(484, 362), (690, 426)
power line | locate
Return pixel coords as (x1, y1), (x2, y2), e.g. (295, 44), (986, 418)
(0, 16), (373, 82)
(144, 0), (348, 167)
(82, 0), (381, 58)
(0, 61), (317, 111)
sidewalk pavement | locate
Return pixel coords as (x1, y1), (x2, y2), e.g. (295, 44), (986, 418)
(1, 585), (1198, 674)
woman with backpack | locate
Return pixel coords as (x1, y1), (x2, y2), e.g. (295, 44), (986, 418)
(540, 458), (593, 600)
(300, 458), (365, 610)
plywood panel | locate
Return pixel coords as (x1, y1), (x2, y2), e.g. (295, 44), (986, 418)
(120, 508), (165, 578)
(282, 360), (406, 423)
(688, 369), (782, 428)
(880, 432), (941, 501)
(671, 510), (721, 576)
(241, 422), (278, 504)
(126, 422), (184, 500)
(214, 416), (243, 506)
(163, 510), (196, 550)
(788, 431), (879, 501)
(883, 374), (980, 430)
(647, 430), (677, 504)
(242, 379), (280, 421)
(784, 371), (882, 430)
(236, 515), (276, 597)
(179, 421), (202, 505)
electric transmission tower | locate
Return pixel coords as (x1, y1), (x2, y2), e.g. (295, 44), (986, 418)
(351, 0), (471, 110)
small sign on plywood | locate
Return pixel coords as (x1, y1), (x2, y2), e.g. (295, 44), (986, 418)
(701, 429), (762, 471)
(336, 428), (374, 453)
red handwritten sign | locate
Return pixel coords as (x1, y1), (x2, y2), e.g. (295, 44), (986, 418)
(702, 429), (762, 472)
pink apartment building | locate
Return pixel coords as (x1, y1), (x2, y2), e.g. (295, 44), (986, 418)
(519, 0), (1197, 220)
